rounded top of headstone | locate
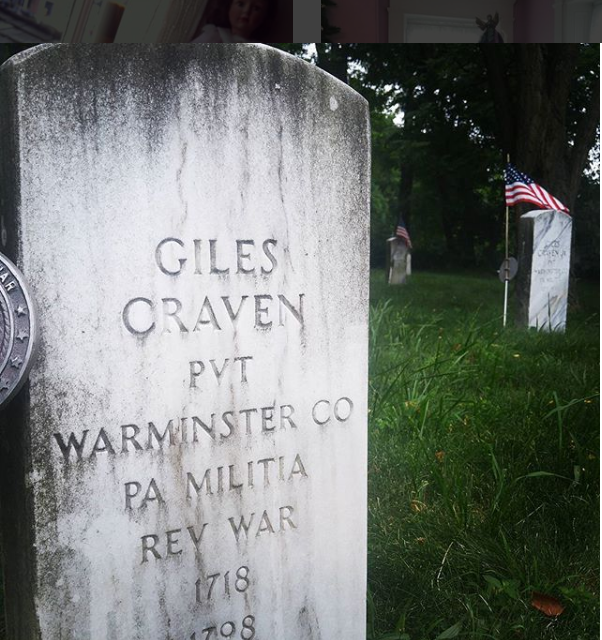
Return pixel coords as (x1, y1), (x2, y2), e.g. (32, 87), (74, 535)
(1, 44), (367, 109)
(521, 209), (566, 219)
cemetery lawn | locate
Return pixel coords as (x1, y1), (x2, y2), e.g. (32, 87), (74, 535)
(367, 270), (599, 640)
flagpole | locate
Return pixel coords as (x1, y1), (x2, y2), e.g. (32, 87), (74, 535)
(503, 153), (510, 328)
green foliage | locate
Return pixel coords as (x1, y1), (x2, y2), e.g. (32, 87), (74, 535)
(368, 271), (599, 639)
(350, 45), (598, 272)
(370, 111), (402, 266)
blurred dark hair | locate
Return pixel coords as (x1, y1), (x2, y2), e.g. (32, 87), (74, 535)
(207, 0), (277, 40)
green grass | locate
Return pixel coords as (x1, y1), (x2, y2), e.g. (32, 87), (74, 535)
(0, 270), (598, 639)
(367, 270), (600, 640)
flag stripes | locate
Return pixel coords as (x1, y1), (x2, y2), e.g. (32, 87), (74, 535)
(505, 163), (569, 214)
(395, 218), (412, 248)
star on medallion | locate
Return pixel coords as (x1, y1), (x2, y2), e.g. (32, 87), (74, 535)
(16, 330), (29, 342)
(15, 304), (27, 317)
(10, 355), (23, 369)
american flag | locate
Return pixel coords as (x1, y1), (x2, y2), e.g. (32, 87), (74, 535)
(505, 163), (570, 214)
(395, 216), (412, 248)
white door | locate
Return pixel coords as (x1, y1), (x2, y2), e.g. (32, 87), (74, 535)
(590, 0), (602, 39)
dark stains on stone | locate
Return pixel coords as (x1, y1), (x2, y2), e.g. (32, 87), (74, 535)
(298, 600), (322, 640)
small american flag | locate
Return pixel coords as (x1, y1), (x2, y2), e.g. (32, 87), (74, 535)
(395, 216), (412, 248)
(505, 163), (570, 214)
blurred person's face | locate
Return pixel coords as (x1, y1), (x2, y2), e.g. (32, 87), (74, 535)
(229, 0), (268, 37)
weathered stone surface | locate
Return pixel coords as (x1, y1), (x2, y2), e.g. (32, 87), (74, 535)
(516, 209), (572, 332)
(0, 44), (370, 640)
(387, 237), (410, 285)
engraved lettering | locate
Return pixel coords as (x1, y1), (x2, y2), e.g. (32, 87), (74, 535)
(140, 478), (164, 508)
(166, 529), (182, 556)
(187, 523), (208, 553)
(228, 513), (254, 542)
(195, 566), (250, 603)
(256, 511), (275, 535)
(228, 506), (297, 540)
(192, 415), (215, 441)
(209, 359), (229, 381)
(126, 479), (165, 510)
(236, 240), (255, 274)
(189, 361), (205, 388)
(121, 424), (143, 451)
(187, 470), (213, 497)
(289, 454), (307, 479)
(141, 534), (161, 562)
(147, 420), (177, 449)
(234, 356), (252, 383)
(162, 298), (188, 333)
(189, 615), (256, 640)
(254, 295), (272, 328)
(261, 405), (275, 432)
(221, 411), (235, 439)
(278, 293), (304, 326)
(209, 239), (229, 274)
(193, 239), (203, 274)
(189, 355), (252, 388)
(312, 399), (331, 425)
(312, 397), (354, 425)
(124, 481), (141, 509)
(257, 458), (275, 485)
(54, 403), (299, 463)
(122, 297), (155, 335)
(155, 237), (186, 275)
(279, 505), (297, 530)
(186, 454), (307, 500)
(240, 408), (258, 435)
(141, 523), (208, 562)
(221, 296), (248, 325)
(334, 397), (354, 421)
(261, 239), (278, 274)
(280, 404), (297, 429)
(90, 428), (116, 456)
(124, 293), (303, 335)
(228, 464), (243, 490)
(193, 297), (221, 331)
(53, 430), (89, 462)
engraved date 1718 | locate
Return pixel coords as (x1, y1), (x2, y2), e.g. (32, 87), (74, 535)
(196, 566), (250, 602)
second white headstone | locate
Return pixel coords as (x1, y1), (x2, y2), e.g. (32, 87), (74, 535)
(517, 209), (572, 332)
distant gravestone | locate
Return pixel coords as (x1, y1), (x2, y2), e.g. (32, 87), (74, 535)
(516, 209), (572, 332)
(387, 237), (410, 285)
(0, 44), (370, 639)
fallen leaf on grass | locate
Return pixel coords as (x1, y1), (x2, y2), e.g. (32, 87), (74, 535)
(435, 450), (445, 462)
(410, 499), (425, 513)
(531, 591), (565, 617)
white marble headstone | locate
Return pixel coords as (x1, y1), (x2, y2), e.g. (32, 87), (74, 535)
(387, 237), (410, 285)
(0, 44), (370, 640)
(517, 209), (572, 332)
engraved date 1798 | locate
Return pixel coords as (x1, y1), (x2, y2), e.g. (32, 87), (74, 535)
(190, 615), (256, 640)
